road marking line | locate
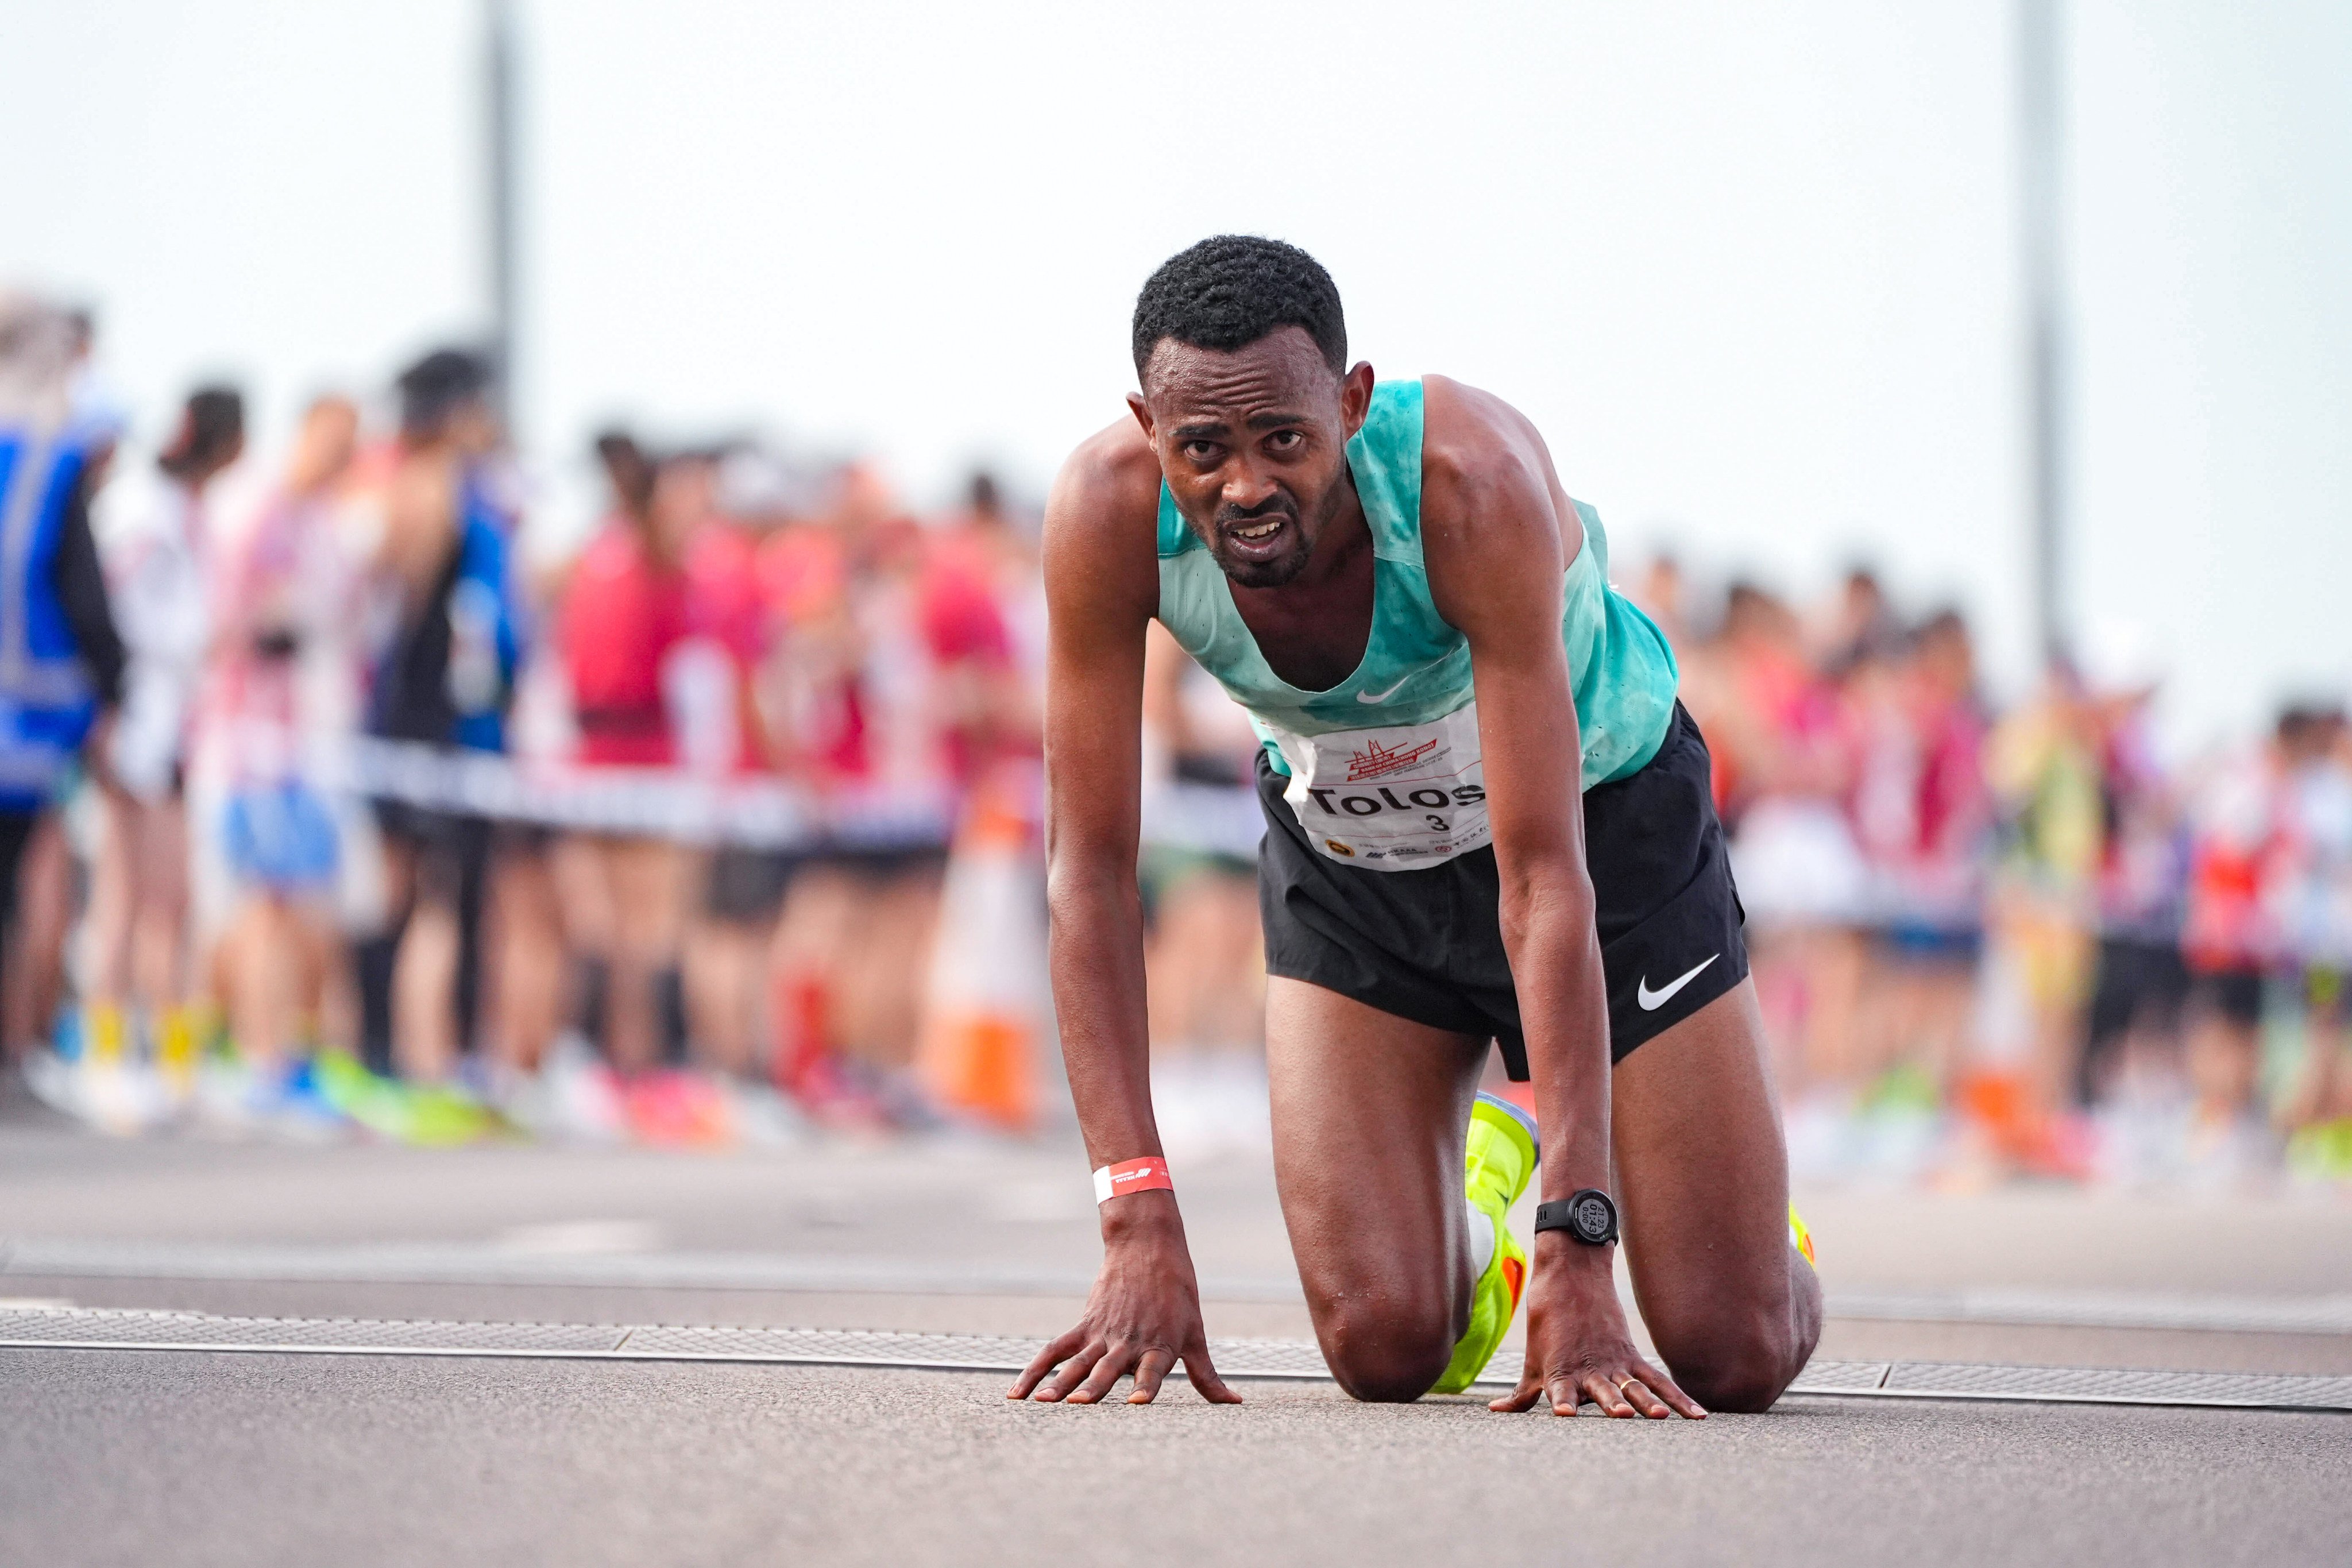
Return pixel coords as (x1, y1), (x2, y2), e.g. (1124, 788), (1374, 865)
(10, 1241), (2351, 1335)
(1, 1308), (2346, 1412)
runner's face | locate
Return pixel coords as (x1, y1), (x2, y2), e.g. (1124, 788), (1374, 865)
(1131, 328), (1372, 589)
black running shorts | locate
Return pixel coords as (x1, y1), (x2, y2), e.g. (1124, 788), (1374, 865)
(1256, 702), (1747, 1076)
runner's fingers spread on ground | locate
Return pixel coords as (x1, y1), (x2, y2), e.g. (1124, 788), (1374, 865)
(1578, 1372), (1638, 1419)
(1030, 1341), (1106, 1403)
(1066, 1340), (1141, 1404)
(1126, 1346), (1177, 1404)
(1486, 1369), (1548, 1414)
(1183, 1343), (1243, 1404)
(1628, 1356), (1706, 1419)
(1008, 1326), (1088, 1400)
(1620, 1376), (1673, 1420)
(1543, 1372), (1593, 1417)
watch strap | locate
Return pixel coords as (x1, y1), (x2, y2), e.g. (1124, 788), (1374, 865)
(1534, 1189), (1620, 1245)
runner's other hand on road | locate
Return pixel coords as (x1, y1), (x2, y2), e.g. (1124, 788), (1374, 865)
(1488, 1237), (1706, 1419)
(1008, 1192), (1242, 1406)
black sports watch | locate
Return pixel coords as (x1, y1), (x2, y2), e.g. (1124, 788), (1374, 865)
(1535, 1189), (1620, 1246)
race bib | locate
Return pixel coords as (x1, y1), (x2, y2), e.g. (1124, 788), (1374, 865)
(1264, 702), (1488, 871)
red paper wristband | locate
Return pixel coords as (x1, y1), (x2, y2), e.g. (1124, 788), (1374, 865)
(1092, 1156), (1173, 1204)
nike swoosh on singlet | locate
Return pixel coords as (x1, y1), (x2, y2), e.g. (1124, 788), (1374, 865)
(1357, 675), (1413, 703)
(1636, 954), (1718, 1011)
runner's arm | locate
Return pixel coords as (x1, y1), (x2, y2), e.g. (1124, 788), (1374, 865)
(1422, 377), (1702, 1419)
(1038, 438), (1160, 1172)
(1010, 426), (1239, 1407)
(1418, 381), (1611, 1206)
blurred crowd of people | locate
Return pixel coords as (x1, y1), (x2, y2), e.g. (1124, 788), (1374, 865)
(2, 292), (2347, 1184)
(1635, 557), (2352, 1187)
(0, 295), (1055, 1145)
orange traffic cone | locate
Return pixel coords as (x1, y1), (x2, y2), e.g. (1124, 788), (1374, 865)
(916, 774), (1048, 1132)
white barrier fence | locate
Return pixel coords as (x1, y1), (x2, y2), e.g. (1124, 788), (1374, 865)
(315, 739), (1265, 859)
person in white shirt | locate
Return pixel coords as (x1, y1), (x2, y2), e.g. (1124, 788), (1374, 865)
(86, 385), (243, 1065)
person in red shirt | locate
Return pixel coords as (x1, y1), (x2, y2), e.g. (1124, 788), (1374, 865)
(757, 465), (1021, 1122)
(565, 434), (687, 769)
(917, 523), (1025, 789)
(678, 453), (786, 1082)
(2179, 707), (2328, 1132)
(555, 434), (694, 1074)
(926, 471), (1042, 783)
(751, 469), (905, 1118)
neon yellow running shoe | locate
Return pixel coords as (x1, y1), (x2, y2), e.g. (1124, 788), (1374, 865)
(1789, 1202), (1817, 1269)
(314, 1051), (497, 1146)
(1434, 1091), (1540, 1394)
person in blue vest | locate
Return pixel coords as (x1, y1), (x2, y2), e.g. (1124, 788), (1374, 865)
(1011, 238), (1820, 1417)
(354, 348), (524, 1083)
(0, 297), (126, 1075)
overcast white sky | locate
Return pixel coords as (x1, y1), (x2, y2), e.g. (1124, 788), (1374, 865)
(5, 1), (2347, 744)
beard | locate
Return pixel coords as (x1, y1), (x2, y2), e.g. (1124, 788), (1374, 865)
(1207, 493), (1313, 589)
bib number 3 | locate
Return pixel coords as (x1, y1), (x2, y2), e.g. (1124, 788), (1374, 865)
(1265, 704), (1490, 871)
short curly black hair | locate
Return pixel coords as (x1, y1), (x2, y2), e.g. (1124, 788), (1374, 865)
(1131, 235), (1346, 383)
(396, 346), (495, 439)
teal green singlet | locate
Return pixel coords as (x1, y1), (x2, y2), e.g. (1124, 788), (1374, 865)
(1154, 378), (1679, 872)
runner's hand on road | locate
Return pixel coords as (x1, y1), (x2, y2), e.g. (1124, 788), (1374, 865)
(1489, 1235), (1705, 1419)
(1008, 1193), (1241, 1407)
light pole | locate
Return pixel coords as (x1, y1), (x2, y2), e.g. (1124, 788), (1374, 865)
(485, 0), (520, 424)
(2018, 0), (2068, 669)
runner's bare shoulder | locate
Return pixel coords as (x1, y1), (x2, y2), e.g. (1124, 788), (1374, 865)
(1418, 374), (1583, 577)
(1043, 417), (1163, 621)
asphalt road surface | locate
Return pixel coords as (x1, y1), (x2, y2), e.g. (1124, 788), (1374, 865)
(4, 1098), (2349, 1566)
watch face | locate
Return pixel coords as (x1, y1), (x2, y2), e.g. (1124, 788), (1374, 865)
(1571, 1194), (1614, 1243)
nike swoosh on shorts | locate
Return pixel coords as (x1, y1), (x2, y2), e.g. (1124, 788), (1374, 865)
(1636, 954), (1718, 1011)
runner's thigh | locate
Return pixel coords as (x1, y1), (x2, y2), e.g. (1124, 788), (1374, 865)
(1611, 978), (1799, 1352)
(1264, 976), (1489, 1330)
